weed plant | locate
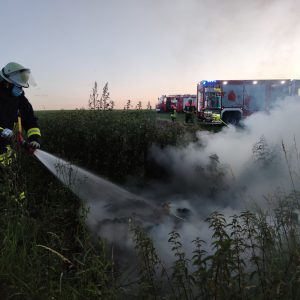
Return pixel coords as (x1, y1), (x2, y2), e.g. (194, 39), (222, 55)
(0, 111), (300, 299)
(0, 147), (118, 299)
(130, 201), (300, 300)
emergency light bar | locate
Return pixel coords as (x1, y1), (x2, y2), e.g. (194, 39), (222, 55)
(201, 80), (217, 87)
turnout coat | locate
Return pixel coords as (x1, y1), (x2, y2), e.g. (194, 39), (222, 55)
(0, 80), (41, 154)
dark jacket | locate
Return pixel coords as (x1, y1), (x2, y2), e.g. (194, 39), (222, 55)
(0, 81), (41, 153)
(184, 102), (196, 113)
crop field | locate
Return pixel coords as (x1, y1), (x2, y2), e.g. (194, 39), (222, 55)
(0, 109), (300, 299)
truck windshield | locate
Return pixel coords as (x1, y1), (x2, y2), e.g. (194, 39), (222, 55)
(204, 92), (221, 109)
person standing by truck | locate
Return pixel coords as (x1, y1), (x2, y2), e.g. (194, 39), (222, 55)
(170, 108), (177, 122)
(183, 99), (196, 123)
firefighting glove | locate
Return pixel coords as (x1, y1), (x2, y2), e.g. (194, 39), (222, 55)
(29, 141), (40, 149)
(1, 128), (13, 140)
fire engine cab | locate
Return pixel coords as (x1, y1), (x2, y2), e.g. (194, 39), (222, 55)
(197, 80), (300, 124)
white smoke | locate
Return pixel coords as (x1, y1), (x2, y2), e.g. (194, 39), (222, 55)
(35, 96), (300, 263)
(151, 96), (300, 198)
(146, 96), (300, 260)
(73, 95), (300, 261)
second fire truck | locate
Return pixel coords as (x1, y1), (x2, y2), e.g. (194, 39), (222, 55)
(156, 94), (196, 113)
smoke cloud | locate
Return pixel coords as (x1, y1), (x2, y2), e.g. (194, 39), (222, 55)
(142, 96), (300, 260)
(36, 96), (300, 264)
(75, 95), (300, 263)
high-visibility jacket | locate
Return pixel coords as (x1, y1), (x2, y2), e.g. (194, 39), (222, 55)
(0, 81), (41, 158)
(170, 109), (176, 120)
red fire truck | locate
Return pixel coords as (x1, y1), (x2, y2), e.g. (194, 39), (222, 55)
(156, 94), (196, 113)
(197, 80), (300, 124)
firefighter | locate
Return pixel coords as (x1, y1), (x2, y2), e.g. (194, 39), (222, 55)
(183, 99), (196, 123)
(0, 62), (41, 171)
(170, 104), (177, 122)
(170, 109), (176, 122)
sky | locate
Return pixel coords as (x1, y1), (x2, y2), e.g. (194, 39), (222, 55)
(1, 0), (300, 110)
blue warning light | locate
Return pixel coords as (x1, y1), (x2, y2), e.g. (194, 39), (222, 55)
(201, 80), (217, 86)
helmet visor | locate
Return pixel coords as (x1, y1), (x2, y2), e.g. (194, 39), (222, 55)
(8, 69), (36, 88)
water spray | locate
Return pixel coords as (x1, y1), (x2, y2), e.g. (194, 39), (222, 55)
(16, 116), (170, 231)
(34, 148), (171, 225)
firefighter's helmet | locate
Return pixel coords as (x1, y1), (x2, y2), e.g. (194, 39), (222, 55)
(0, 62), (34, 88)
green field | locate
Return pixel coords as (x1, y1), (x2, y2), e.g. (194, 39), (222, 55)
(0, 109), (299, 299)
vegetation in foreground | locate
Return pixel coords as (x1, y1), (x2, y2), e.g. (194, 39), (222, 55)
(0, 110), (299, 299)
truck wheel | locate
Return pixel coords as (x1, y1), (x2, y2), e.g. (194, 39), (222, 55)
(227, 117), (238, 125)
(223, 114), (240, 125)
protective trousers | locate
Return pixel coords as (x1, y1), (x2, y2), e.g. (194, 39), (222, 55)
(0, 146), (25, 202)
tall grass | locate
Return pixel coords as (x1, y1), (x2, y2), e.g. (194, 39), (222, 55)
(37, 110), (184, 183)
(0, 145), (118, 299)
(0, 110), (300, 299)
(130, 201), (300, 300)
